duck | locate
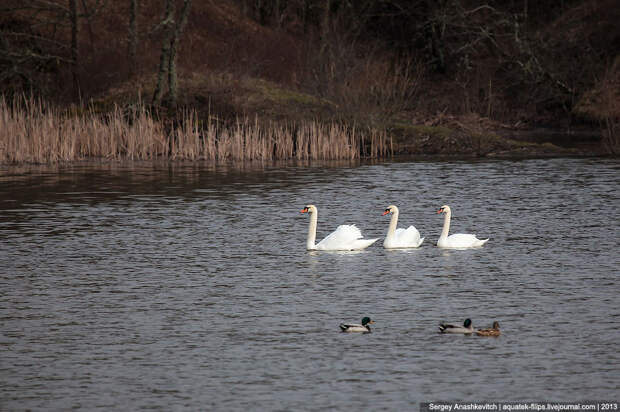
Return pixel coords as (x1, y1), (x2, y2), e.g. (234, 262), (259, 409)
(436, 205), (489, 248)
(300, 205), (378, 251)
(382, 205), (424, 248)
(439, 318), (474, 334)
(476, 321), (501, 336)
(340, 317), (375, 333)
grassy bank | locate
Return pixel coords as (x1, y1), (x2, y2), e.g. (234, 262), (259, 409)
(0, 96), (391, 164)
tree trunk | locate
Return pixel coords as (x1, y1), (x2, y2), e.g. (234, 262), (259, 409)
(128, 0), (138, 79)
(69, 0), (81, 101)
(302, 0), (310, 34)
(319, 0), (331, 56)
(167, 0), (192, 107)
(274, 0), (281, 29)
(426, 0), (446, 73)
(167, 37), (178, 106)
(152, 0), (175, 104)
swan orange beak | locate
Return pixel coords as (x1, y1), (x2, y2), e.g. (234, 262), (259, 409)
(382, 210), (390, 216)
(300, 207), (308, 213)
(436, 208), (443, 213)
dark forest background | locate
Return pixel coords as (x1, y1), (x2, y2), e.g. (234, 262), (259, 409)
(2, 0), (619, 153)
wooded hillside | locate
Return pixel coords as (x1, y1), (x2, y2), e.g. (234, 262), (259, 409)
(2, 0), (619, 155)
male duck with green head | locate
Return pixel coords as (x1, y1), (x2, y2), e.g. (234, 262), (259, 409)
(439, 318), (474, 334)
(340, 317), (375, 333)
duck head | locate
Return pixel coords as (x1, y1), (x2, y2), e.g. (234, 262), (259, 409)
(361, 317), (375, 326)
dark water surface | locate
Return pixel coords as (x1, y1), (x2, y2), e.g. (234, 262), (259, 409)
(1, 158), (619, 410)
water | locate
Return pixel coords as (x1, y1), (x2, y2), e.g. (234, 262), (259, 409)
(1, 158), (619, 410)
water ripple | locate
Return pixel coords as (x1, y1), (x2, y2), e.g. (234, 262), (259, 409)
(0, 158), (619, 410)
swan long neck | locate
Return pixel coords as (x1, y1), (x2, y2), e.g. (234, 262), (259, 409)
(306, 210), (318, 250)
(440, 209), (451, 240)
(387, 209), (399, 239)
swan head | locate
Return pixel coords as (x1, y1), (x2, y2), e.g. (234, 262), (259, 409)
(382, 205), (398, 216)
(437, 205), (451, 214)
(300, 204), (317, 214)
(361, 317), (375, 326)
(463, 318), (472, 328)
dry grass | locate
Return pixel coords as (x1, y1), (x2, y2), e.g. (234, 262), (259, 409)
(0, 95), (389, 164)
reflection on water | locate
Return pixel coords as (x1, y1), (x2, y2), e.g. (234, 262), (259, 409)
(1, 157), (619, 410)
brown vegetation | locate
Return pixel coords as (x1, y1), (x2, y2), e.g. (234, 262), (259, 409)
(0, 96), (388, 164)
(574, 56), (620, 154)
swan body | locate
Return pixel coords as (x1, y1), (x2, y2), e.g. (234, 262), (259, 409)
(340, 317), (374, 333)
(382, 205), (424, 248)
(439, 318), (474, 334)
(300, 205), (378, 251)
(476, 321), (501, 337)
(436, 205), (489, 248)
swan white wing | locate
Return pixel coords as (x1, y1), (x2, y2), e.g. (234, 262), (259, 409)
(349, 237), (379, 250)
(316, 224), (363, 250)
(444, 233), (488, 248)
(393, 226), (423, 247)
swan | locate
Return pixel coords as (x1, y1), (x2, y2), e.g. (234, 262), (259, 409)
(340, 317), (375, 333)
(382, 205), (424, 248)
(439, 318), (474, 334)
(476, 321), (501, 337)
(436, 205), (489, 248)
(300, 205), (378, 251)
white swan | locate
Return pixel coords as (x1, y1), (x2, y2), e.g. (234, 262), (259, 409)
(382, 205), (424, 248)
(436, 205), (489, 248)
(300, 205), (378, 251)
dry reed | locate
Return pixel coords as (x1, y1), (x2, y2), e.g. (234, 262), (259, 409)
(0, 95), (390, 164)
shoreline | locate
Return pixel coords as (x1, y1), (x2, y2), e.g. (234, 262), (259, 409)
(0, 147), (614, 169)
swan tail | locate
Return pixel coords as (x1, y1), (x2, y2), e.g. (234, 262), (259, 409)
(353, 238), (378, 250)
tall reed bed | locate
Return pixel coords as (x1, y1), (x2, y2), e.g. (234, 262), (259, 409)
(0, 96), (390, 164)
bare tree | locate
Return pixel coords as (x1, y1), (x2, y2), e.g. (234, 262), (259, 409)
(152, 0), (175, 104)
(128, 0), (138, 79)
(1, 0), (105, 100)
(167, 0), (191, 107)
(69, 0), (80, 100)
(152, 0), (192, 107)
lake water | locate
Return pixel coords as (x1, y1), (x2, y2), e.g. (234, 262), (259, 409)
(1, 158), (619, 410)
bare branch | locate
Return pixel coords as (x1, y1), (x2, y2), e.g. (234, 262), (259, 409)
(2, 32), (70, 49)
